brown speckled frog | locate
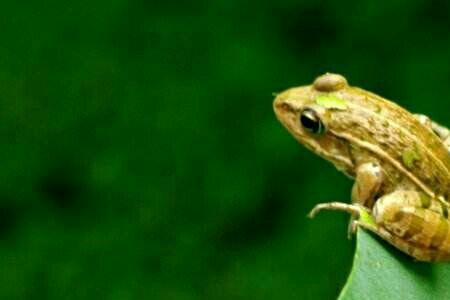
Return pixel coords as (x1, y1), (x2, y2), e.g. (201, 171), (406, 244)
(273, 73), (450, 261)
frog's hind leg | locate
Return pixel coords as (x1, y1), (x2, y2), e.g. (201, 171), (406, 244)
(428, 120), (450, 152)
(414, 114), (450, 152)
(308, 193), (450, 261)
(371, 190), (450, 261)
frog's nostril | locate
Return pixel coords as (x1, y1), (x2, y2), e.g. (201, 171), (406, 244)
(273, 93), (294, 112)
(273, 96), (295, 120)
(278, 102), (294, 113)
(313, 73), (348, 92)
(274, 91), (289, 109)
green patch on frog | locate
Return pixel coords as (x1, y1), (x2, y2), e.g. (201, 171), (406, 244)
(350, 143), (361, 152)
(315, 94), (348, 110)
(419, 192), (431, 208)
(402, 148), (420, 169)
(374, 105), (382, 113)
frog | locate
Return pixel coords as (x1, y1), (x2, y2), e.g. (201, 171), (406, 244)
(273, 73), (450, 261)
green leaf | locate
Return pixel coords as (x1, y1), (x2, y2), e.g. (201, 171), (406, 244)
(339, 229), (450, 300)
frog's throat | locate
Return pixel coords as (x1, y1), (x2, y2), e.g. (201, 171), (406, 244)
(302, 137), (355, 178)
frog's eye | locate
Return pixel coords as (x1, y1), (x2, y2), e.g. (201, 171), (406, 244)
(300, 109), (325, 135)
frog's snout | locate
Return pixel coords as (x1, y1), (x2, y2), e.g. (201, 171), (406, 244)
(273, 90), (295, 119)
(313, 73), (348, 92)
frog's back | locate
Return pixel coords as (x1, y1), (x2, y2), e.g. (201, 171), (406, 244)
(331, 86), (450, 201)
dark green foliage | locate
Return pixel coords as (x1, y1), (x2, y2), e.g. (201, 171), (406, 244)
(0, 0), (448, 299)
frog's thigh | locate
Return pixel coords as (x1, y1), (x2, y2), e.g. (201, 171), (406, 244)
(414, 114), (434, 130)
(429, 121), (450, 152)
(414, 114), (450, 142)
(372, 190), (450, 261)
(444, 137), (450, 153)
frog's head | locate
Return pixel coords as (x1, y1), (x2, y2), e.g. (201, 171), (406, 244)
(273, 73), (355, 177)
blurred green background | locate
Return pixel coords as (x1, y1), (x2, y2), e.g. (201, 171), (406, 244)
(1, 0), (449, 299)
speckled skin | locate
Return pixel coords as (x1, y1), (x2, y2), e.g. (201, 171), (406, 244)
(274, 73), (450, 261)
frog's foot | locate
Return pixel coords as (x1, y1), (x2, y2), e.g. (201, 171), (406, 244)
(308, 202), (375, 238)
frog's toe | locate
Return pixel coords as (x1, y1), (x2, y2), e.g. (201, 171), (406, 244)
(307, 202), (366, 219)
(347, 217), (358, 239)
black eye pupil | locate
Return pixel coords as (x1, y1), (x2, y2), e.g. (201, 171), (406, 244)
(300, 109), (324, 134)
(300, 114), (319, 132)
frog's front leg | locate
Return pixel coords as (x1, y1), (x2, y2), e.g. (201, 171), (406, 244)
(351, 162), (383, 208)
(308, 202), (378, 241)
(309, 162), (383, 238)
(346, 162), (383, 236)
